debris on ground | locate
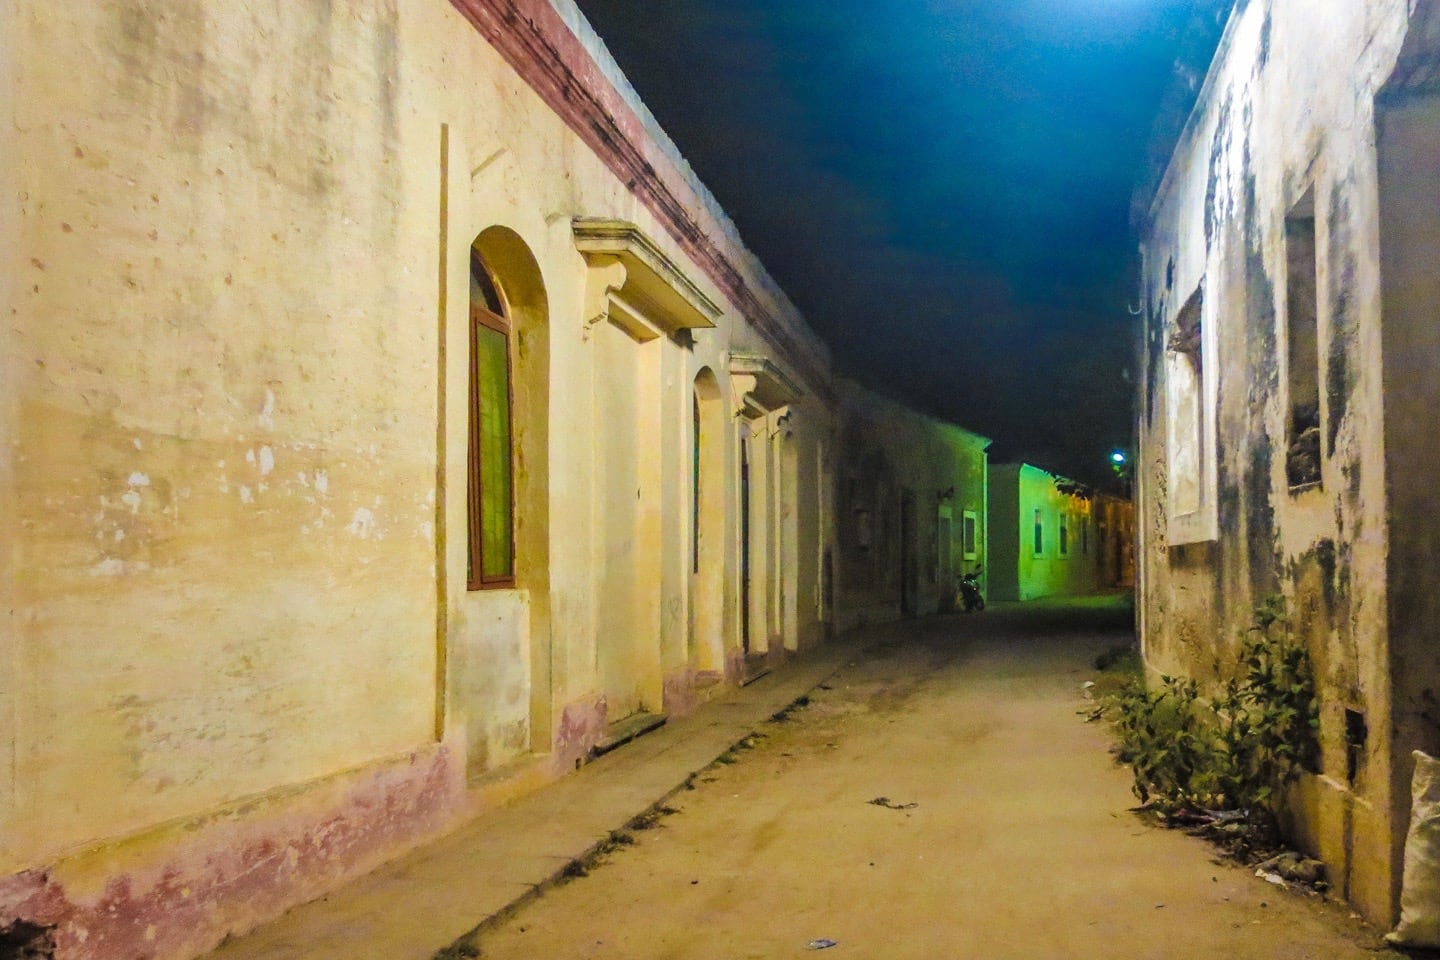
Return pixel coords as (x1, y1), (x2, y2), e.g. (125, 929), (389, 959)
(805, 938), (838, 950)
(1256, 852), (1326, 886)
(1158, 807), (1246, 828)
(626, 804), (679, 831)
(867, 796), (918, 810)
(1257, 869), (1288, 888)
(1126, 805), (1335, 896)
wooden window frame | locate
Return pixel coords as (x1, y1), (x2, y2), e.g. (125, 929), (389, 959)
(468, 253), (516, 590)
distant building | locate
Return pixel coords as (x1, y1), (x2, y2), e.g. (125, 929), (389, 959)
(1094, 490), (1137, 591)
(988, 464), (1130, 602)
(832, 381), (991, 628)
(1138, 0), (1440, 926)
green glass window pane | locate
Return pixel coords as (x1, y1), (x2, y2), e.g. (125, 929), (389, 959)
(476, 325), (513, 579)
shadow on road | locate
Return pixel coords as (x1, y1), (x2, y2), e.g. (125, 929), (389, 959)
(949, 590), (1135, 637)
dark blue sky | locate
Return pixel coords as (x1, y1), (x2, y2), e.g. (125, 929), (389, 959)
(574, 0), (1229, 485)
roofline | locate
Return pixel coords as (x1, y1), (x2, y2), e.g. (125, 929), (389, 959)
(1147, 0), (1247, 225)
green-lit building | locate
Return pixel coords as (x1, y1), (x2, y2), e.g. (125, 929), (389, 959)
(988, 463), (1130, 601)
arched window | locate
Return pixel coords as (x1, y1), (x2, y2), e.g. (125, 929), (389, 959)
(468, 247), (514, 589)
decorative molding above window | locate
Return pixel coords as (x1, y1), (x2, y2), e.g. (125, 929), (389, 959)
(574, 218), (721, 341)
(729, 353), (802, 419)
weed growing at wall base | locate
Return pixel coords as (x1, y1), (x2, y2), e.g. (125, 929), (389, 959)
(1107, 598), (1319, 848)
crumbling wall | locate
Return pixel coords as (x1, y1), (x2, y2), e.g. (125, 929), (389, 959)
(1138, 0), (1407, 924)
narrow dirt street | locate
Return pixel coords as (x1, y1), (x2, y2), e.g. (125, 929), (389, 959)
(473, 598), (1385, 960)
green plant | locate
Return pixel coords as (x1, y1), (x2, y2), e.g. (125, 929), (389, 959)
(1220, 598), (1320, 812)
(1110, 673), (1220, 806)
(1107, 597), (1319, 834)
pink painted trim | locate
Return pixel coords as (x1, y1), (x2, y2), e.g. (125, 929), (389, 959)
(1, 749), (464, 960)
(448, 0), (829, 393)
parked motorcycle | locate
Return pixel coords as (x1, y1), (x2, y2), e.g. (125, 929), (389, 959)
(959, 566), (985, 612)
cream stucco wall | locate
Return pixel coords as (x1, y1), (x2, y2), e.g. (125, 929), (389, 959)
(0, 0), (19, 866)
(0, 2), (1001, 955)
(0, 2), (883, 956)
(8, 1), (444, 869)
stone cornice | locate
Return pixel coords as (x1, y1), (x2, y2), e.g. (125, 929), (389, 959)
(448, 0), (832, 398)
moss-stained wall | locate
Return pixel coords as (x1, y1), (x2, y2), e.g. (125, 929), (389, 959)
(1138, 0), (1424, 924)
(1377, 75), (1440, 903)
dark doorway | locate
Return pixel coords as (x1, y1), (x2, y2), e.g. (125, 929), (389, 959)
(900, 493), (918, 616)
(739, 423), (752, 656)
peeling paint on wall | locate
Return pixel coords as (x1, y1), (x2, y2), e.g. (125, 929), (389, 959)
(1139, 0), (1420, 926)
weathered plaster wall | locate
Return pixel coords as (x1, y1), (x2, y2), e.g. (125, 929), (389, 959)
(1138, 0), (1412, 922)
(1376, 68), (1440, 892)
(2, 0), (857, 955)
(1094, 493), (1136, 589)
(9, 0), (442, 867)
(832, 381), (989, 630)
(0, 0), (20, 871)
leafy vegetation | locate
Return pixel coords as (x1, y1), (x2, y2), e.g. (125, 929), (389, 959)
(1107, 597), (1319, 844)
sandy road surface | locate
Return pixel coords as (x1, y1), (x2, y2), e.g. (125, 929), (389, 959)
(476, 598), (1386, 960)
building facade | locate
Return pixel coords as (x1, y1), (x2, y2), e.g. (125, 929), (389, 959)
(988, 464), (1124, 602)
(0, 2), (989, 958)
(832, 382), (991, 628)
(1138, 0), (1440, 925)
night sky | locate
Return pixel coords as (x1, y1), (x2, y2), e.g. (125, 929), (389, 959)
(573, 0), (1230, 487)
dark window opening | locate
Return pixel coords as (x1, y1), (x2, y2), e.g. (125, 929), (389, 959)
(1286, 188), (1322, 489)
(1345, 707), (1367, 785)
(1033, 509), (1044, 556)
